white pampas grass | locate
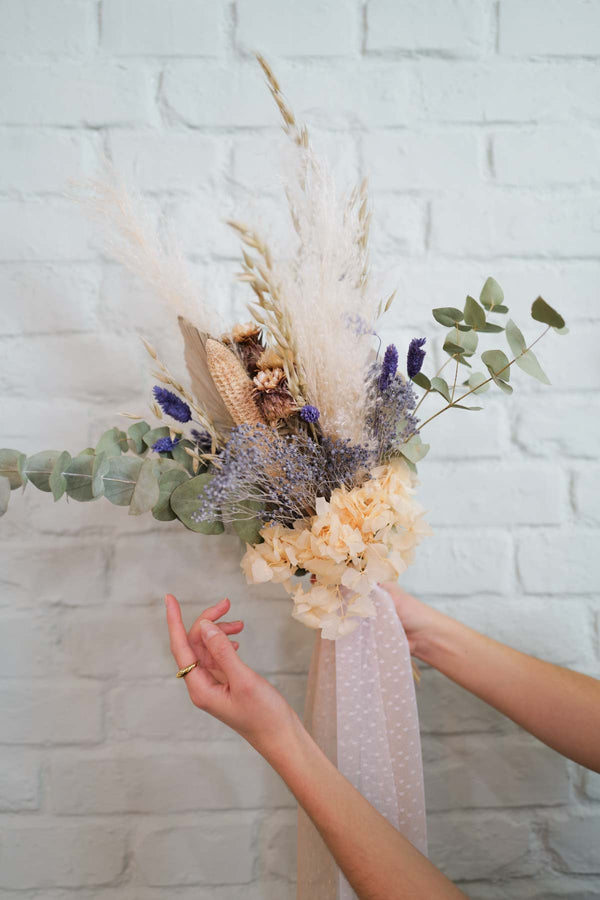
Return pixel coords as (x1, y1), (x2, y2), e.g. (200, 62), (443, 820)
(70, 162), (221, 335)
(275, 146), (379, 444)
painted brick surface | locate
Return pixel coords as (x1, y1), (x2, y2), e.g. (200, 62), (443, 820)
(0, 0), (598, 895)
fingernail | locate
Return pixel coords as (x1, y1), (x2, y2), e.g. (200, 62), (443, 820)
(199, 620), (219, 641)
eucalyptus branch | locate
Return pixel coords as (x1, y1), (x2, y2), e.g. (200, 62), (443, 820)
(413, 355), (455, 415)
(417, 325), (551, 432)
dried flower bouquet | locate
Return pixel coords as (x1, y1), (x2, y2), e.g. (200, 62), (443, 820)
(0, 56), (566, 641)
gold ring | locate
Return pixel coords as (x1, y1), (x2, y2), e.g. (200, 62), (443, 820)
(176, 661), (198, 678)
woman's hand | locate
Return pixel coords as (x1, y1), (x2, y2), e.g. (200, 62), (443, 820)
(379, 581), (441, 659)
(164, 593), (299, 758)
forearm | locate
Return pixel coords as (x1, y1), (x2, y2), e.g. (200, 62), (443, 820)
(414, 608), (600, 772)
(256, 715), (466, 900)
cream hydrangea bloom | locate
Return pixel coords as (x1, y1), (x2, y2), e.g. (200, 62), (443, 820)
(240, 458), (432, 639)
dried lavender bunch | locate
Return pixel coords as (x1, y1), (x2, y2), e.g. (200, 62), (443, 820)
(366, 350), (420, 461)
(192, 424), (373, 527)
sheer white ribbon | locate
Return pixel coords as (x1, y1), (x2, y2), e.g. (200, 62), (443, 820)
(297, 585), (427, 899)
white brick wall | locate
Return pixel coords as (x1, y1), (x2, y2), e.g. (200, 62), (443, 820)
(0, 1), (599, 897)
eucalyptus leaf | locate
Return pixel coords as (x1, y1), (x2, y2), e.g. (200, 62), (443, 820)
(233, 501), (265, 545)
(411, 372), (431, 390)
(96, 427), (128, 458)
(142, 426), (170, 450)
(127, 421), (151, 455)
(49, 451), (71, 502)
(452, 404), (484, 411)
(79, 447), (96, 456)
(170, 473), (224, 534)
(466, 372), (491, 394)
(555, 325), (569, 336)
(433, 307), (463, 327)
(505, 319), (527, 357)
(481, 349), (511, 382)
(92, 452), (110, 497)
(152, 469), (190, 521)
(400, 434), (430, 465)
(102, 456), (143, 506)
(170, 439), (196, 475)
(531, 296), (565, 329)
(464, 295), (486, 331)
(431, 376), (451, 402)
(64, 454), (96, 502)
(494, 379), (513, 394)
(480, 322), (504, 333)
(129, 457), (161, 516)
(479, 276), (504, 311)
(0, 449), (27, 489)
(443, 327), (478, 360)
(25, 451), (61, 492)
(0, 476), (10, 516)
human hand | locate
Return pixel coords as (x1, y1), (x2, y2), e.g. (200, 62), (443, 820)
(164, 594), (299, 757)
(379, 582), (442, 659)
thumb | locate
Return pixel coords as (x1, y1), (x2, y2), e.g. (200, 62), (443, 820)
(199, 619), (244, 680)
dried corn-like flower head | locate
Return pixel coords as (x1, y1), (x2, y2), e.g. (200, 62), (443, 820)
(206, 338), (267, 427)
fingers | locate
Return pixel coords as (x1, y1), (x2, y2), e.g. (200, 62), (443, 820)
(165, 594), (212, 694)
(188, 597), (244, 645)
(197, 618), (246, 683)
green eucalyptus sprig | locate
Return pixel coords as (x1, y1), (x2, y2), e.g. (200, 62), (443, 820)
(0, 421), (234, 537)
(399, 278), (566, 467)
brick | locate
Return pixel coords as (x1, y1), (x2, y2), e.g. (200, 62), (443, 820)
(582, 770), (600, 802)
(237, 0), (358, 57)
(0, 199), (95, 261)
(533, 323), (600, 391)
(574, 466), (600, 524)
(259, 809), (297, 880)
(0, 750), (39, 810)
(546, 813), (600, 873)
(107, 682), (236, 742)
(0, 824), (126, 888)
(136, 814), (256, 885)
(366, 0), (485, 55)
(517, 530), (599, 594)
(0, 333), (145, 403)
(0, 0), (96, 55)
(363, 129), (480, 191)
(370, 194), (428, 256)
(0, 263), (100, 335)
(423, 734), (569, 810)
(0, 682), (104, 743)
(431, 191), (600, 258)
(0, 541), (108, 607)
(0, 130), (100, 193)
(0, 63), (156, 127)
(418, 461), (564, 526)
(417, 61), (600, 123)
(499, 0), (600, 57)
(418, 668), (516, 734)
(514, 394), (600, 458)
(50, 744), (291, 812)
(0, 614), (59, 675)
(108, 130), (221, 192)
(493, 126), (600, 186)
(232, 131), (359, 197)
(401, 529), (512, 596)
(431, 596), (595, 666)
(428, 812), (537, 880)
(102, 0), (223, 56)
(163, 60), (417, 129)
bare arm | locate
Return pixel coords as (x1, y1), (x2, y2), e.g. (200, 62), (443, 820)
(385, 583), (600, 773)
(164, 593), (466, 900)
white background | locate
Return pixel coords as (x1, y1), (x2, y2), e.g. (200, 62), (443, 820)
(0, 1), (599, 897)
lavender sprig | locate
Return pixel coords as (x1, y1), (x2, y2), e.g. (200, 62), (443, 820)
(152, 386), (192, 423)
(407, 338), (426, 379)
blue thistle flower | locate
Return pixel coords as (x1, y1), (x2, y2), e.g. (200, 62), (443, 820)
(407, 338), (426, 379)
(152, 436), (181, 453)
(378, 344), (399, 391)
(300, 404), (320, 424)
(152, 386), (192, 423)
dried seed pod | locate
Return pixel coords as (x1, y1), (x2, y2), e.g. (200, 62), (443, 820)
(206, 338), (267, 427)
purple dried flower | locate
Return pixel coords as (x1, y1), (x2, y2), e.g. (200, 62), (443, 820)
(152, 386), (192, 423)
(366, 360), (420, 461)
(300, 404), (320, 423)
(152, 435), (181, 453)
(378, 344), (399, 391)
(407, 338), (426, 379)
(191, 429), (213, 453)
